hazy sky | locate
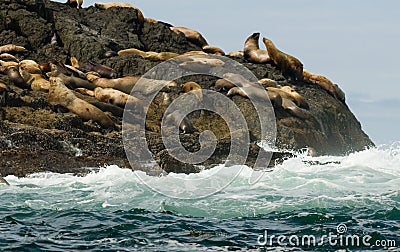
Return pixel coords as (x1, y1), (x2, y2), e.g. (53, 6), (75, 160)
(58, 0), (400, 144)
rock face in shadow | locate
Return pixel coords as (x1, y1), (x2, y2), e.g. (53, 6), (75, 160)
(0, 0), (374, 176)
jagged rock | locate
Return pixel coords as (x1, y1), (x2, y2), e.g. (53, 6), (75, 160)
(0, 0), (373, 176)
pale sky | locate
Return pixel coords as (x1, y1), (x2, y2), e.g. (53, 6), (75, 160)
(57, 0), (400, 144)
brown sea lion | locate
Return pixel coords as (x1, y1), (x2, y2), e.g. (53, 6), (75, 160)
(244, 33), (270, 64)
(262, 37), (303, 81)
(94, 87), (131, 108)
(228, 51), (244, 57)
(71, 57), (118, 79)
(18, 66), (34, 85)
(48, 77), (115, 129)
(66, 0), (83, 8)
(215, 78), (235, 91)
(170, 26), (208, 48)
(95, 2), (144, 24)
(0, 44), (27, 54)
(31, 74), (50, 92)
(144, 17), (158, 24)
(302, 69), (345, 102)
(202, 45), (225, 56)
(0, 53), (19, 62)
(118, 48), (179, 61)
(75, 87), (95, 97)
(267, 86), (309, 109)
(164, 110), (196, 134)
(90, 75), (141, 94)
(182, 81), (203, 101)
(19, 60), (41, 74)
(227, 86), (282, 107)
(257, 78), (278, 88)
(0, 60), (19, 73)
(281, 98), (311, 119)
(178, 55), (225, 72)
(7, 66), (29, 89)
(49, 66), (96, 90)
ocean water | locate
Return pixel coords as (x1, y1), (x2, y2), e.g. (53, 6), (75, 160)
(0, 144), (399, 251)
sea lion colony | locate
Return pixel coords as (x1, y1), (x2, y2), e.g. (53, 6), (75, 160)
(0, 2), (346, 134)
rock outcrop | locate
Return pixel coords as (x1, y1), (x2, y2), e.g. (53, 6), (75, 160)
(0, 0), (374, 176)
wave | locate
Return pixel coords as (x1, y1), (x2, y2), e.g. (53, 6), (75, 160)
(2, 143), (399, 218)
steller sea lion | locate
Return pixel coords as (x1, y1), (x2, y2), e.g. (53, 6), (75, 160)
(19, 60), (41, 74)
(227, 86), (282, 107)
(66, 0), (83, 8)
(0, 44), (27, 54)
(170, 26), (208, 48)
(48, 77), (115, 129)
(31, 74), (50, 92)
(257, 78), (278, 88)
(281, 98), (311, 119)
(262, 37), (303, 81)
(164, 110), (196, 134)
(7, 66), (30, 89)
(244, 33), (271, 64)
(95, 2), (144, 24)
(118, 48), (179, 61)
(94, 87), (133, 108)
(71, 57), (118, 79)
(302, 69), (345, 102)
(0, 53), (19, 62)
(202, 45), (225, 56)
(267, 86), (309, 109)
(182, 81), (203, 102)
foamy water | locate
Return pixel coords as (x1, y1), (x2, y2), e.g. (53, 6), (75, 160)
(2, 144), (399, 218)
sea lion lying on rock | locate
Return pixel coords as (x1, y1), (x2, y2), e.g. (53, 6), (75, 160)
(48, 77), (115, 129)
(303, 69), (345, 102)
(0, 44), (27, 54)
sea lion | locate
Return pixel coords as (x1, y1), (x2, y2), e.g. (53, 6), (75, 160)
(164, 110), (196, 134)
(182, 81), (203, 101)
(262, 37), (303, 81)
(0, 60), (19, 73)
(94, 2), (144, 24)
(227, 86), (282, 107)
(215, 78), (235, 91)
(49, 67), (96, 90)
(302, 69), (345, 102)
(71, 57), (118, 79)
(202, 45), (225, 56)
(0, 177), (9, 185)
(244, 33), (270, 64)
(18, 66), (34, 85)
(89, 75), (141, 94)
(170, 26), (208, 48)
(48, 77), (115, 129)
(66, 0), (83, 8)
(257, 78), (278, 88)
(75, 87), (95, 97)
(0, 44), (27, 54)
(144, 17), (158, 24)
(7, 66), (29, 89)
(118, 48), (179, 61)
(19, 60), (41, 74)
(228, 51), (244, 57)
(267, 86), (309, 109)
(0, 53), (19, 62)
(281, 98), (311, 119)
(31, 74), (50, 92)
(178, 54), (225, 72)
(94, 87), (133, 108)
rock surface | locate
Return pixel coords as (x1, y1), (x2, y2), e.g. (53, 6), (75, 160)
(0, 0), (374, 177)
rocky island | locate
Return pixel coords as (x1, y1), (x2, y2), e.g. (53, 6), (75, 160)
(0, 0), (373, 177)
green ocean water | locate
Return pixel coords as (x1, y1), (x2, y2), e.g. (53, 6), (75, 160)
(0, 144), (399, 251)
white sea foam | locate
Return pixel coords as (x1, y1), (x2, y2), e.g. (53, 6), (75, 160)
(2, 143), (399, 218)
